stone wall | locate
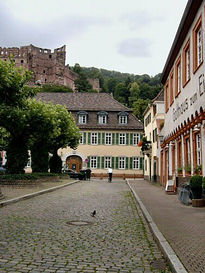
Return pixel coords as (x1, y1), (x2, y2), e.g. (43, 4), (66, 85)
(0, 44), (100, 91)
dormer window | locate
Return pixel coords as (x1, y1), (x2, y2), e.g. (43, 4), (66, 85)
(78, 111), (88, 124)
(97, 111), (108, 124)
(118, 112), (128, 124)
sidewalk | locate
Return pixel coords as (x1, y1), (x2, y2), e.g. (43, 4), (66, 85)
(128, 179), (205, 273)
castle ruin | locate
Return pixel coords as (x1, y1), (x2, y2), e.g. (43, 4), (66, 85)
(0, 44), (100, 91)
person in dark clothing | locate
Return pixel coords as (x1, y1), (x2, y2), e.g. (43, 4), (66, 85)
(86, 169), (92, 180)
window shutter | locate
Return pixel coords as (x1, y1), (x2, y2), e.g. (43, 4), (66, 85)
(112, 157), (115, 169)
(130, 133), (133, 145)
(115, 157), (118, 169)
(88, 132), (91, 144)
(87, 156), (90, 168)
(126, 133), (129, 145)
(140, 157), (143, 170)
(98, 133), (101, 145)
(102, 133), (105, 144)
(140, 133), (143, 140)
(126, 157), (129, 169)
(130, 157), (133, 169)
(116, 133), (119, 145)
(97, 157), (100, 169)
(83, 132), (86, 144)
(112, 133), (115, 145)
(101, 157), (104, 169)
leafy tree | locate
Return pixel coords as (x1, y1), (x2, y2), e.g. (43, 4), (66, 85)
(114, 82), (127, 104)
(132, 98), (150, 122)
(129, 81), (140, 107)
(28, 99), (80, 173)
(0, 60), (37, 173)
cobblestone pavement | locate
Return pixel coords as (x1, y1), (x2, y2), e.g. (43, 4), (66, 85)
(0, 180), (72, 201)
(129, 179), (205, 273)
(0, 180), (171, 273)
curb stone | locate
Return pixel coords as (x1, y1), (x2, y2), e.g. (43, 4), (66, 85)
(126, 179), (188, 273)
(0, 180), (80, 208)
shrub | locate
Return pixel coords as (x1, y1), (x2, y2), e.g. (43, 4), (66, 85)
(202, 177), (205, 189)
(190, 175), (202, 199)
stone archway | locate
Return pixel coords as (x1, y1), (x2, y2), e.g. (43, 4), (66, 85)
(66, 155), (83, 172)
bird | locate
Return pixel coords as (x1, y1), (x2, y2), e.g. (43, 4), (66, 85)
(90, 210), (96, 217)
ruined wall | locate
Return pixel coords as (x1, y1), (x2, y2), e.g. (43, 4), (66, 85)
(0, 44), (100, 91)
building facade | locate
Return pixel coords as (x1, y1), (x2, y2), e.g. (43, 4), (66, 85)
(143, 90), (165, 182)
(0, 44), (100, 91)
(37, 92), (144, 178)
(160, 0), (205, 187)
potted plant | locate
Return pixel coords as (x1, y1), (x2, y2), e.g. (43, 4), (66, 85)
(184, 164), (191, 174)
(190, 175), (202, 199)
(177, 167), (182, 175)
(194, 165), (202, 175)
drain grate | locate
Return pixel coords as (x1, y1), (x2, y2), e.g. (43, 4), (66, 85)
(150, 259), (167, 270)
(67, 220), (93, 226)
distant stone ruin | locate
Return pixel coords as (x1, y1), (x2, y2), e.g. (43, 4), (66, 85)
(0, 44), (100, 91)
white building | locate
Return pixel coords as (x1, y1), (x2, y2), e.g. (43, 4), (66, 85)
(143, 90), (165, 182)
(160, 0), (205, 187)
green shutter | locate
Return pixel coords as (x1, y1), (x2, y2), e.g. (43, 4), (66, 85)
(112, 133), (115, 145)
(140, 157), (143, 170)
(116, 133), (119, 145)
(130, 157), (133, 169)
(126, 157), (129, 169)
(115, 157), (119, 169)
(130, 133), (133, 145)
(87, 156), (90, 168)
(88, 132), (91, 144)
(97, 157), (100, 169)
(126, 133), (129, 145)
(102, 133), (105, 144)
(83, 132), (86, 144)
(112, 157), (115, 169)
(140, 133), (143, 140)
(101, 157), (105, 169)
(98, 133), (101, 145)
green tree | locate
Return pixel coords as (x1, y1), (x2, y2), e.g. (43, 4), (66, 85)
(129, 81), (140, 107)
(0, 60), (37, 173)
(132, 98), (150, 122)
(114, 82), (127, 104)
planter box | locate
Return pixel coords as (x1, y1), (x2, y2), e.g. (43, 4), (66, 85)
(192, 199), (205, 207)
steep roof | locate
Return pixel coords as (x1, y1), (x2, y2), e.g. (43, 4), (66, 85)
(36, 92), (131, 112)
(36, 92), (143, 130)
(151, 89), (164, 103)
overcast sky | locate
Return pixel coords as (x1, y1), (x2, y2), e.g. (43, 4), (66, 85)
(1, 0), (188, 76)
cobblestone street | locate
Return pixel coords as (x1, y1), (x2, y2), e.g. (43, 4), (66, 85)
(0, 180), (170, 273)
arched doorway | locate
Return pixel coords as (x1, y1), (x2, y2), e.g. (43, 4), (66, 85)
(66, 155), (82, 172)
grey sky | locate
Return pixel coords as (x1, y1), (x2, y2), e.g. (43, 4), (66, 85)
(1, 0), (188, 76)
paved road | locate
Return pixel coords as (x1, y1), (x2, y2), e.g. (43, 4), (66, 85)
(129, 179), (205, 273)
(0, 180), (170, 273)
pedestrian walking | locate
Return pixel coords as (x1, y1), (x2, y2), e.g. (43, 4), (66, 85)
(108, 167), (113, 182)
(86, 169), (92, 180)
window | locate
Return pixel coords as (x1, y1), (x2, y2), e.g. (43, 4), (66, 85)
(175, 56), (181, 96)
(183, 39), (190, 85)
(49, 54), (52, 59)
(79, 132), (85, 144)
(91, 132), (98, 145)
(98, 115), (107, 124)
(133, 133), (140, 145)
(119, 133), (126, 145)
(105, 133), (112, 145)
(21, 60), (24, 64)
(133, 157), (140, 170)
(105, 157), (112, 168)
(118, 112), (128, 124)
(196, 134), (201, 166)
(119, 157), (126, 169)
(79, 115), (87, 124)
(170, 71), (174, 105)
(145, 113), (151, 127)
(90, 156), (97, 168)
(193, 16), (203, 72)
(152, 128), (157, 143)
(165, 82), (169, 112)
